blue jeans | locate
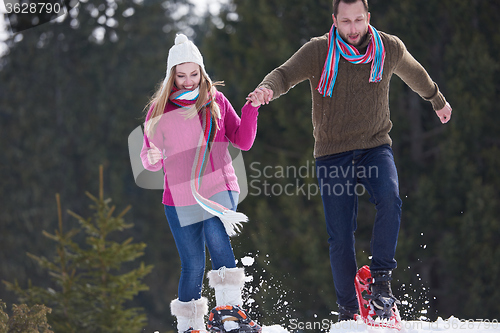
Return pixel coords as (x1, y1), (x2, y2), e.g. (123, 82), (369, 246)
(315, 145), (402, 310)
(165, 191), (239, 302)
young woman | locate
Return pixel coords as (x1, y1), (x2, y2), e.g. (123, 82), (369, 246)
(140, 34), (263, 333)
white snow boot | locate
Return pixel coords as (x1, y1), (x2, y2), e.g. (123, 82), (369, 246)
(206, 267), (261, 333)
(207, 267), (245, 307)
(171, 297), (209, 333)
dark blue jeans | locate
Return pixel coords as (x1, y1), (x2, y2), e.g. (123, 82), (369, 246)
(315, 145), (402, 310)
(165, 191), (238, 302)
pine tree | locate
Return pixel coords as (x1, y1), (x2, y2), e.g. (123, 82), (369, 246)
(3, 166), (153, 332)
(0, 301), (7, 332)
(0, 300), (53, 333)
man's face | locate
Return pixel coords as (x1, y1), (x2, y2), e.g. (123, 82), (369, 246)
(333, 0), (370, 47)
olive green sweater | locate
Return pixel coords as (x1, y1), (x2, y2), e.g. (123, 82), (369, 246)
(258, 31), (447, 158)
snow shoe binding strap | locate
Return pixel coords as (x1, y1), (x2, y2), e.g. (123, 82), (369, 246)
(354, 265), (402, 330)
(365, 270), (400, 319)
(207, 305), (261, 333)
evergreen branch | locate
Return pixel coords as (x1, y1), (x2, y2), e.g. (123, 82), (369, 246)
(106, 205), (116, 220)
(84, 192), (98, 207)
(41, 230), (59, 242)
(26, 253), (59, 272)
(56, 193), (63, 235)
(99, 165), (104, 201)
(66, 210), (85, 222)
(117, 205), (132, 219)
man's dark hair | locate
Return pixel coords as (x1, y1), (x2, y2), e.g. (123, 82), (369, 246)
(332, 0), (369, 18)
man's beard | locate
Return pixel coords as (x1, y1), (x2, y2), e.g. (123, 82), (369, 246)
(339, 28), (369, 47)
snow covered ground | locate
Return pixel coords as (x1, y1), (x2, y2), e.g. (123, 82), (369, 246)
(236, 254), (500, 333)
(151, 254), (499, 333)
(261, 316), (500, 332)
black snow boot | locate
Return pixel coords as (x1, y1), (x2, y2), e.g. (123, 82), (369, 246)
(337, 305), (358, 322)
(366, 270), (400, 319)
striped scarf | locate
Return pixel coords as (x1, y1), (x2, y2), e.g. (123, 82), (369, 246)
(170, 87), (248, 236)
(317, 24), (385, 97)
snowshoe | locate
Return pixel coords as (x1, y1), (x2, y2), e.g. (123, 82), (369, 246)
(207, 305), (261, 333)
(354, 265), (402, 330)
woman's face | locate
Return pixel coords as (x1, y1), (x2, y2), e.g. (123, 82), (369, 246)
(174, 62), (201, 90)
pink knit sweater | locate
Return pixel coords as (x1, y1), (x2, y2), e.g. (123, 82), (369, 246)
(141, 91), (259, 206)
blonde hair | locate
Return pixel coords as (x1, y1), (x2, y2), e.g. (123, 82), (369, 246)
(143, 65), (224, 139)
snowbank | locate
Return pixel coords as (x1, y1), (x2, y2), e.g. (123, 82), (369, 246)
(238, 254), (500, 333)
(261, 316), (500, 332)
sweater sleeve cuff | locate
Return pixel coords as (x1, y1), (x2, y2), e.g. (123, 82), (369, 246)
(149, 160), (163, 171)
(424, 82), (447, 111)
(142, 155), (163, 172)
(241, 102), (260, 118)
(258, 83), (273, 90)
(258, 83), (277, 101)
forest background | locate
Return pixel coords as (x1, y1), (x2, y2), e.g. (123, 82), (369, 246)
(1, 0), (499, 332)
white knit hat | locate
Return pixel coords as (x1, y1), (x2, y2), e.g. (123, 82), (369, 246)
(165, 33), (210, 82)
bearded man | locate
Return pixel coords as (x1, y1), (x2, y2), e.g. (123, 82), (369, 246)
(248, 0), (452, 321)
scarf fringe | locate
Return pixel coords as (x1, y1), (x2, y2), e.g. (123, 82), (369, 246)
(190, 182), (248, 237)
(220, 210), (248, 237)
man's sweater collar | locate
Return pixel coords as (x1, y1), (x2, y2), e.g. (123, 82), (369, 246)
(355, 32), (373, 54)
